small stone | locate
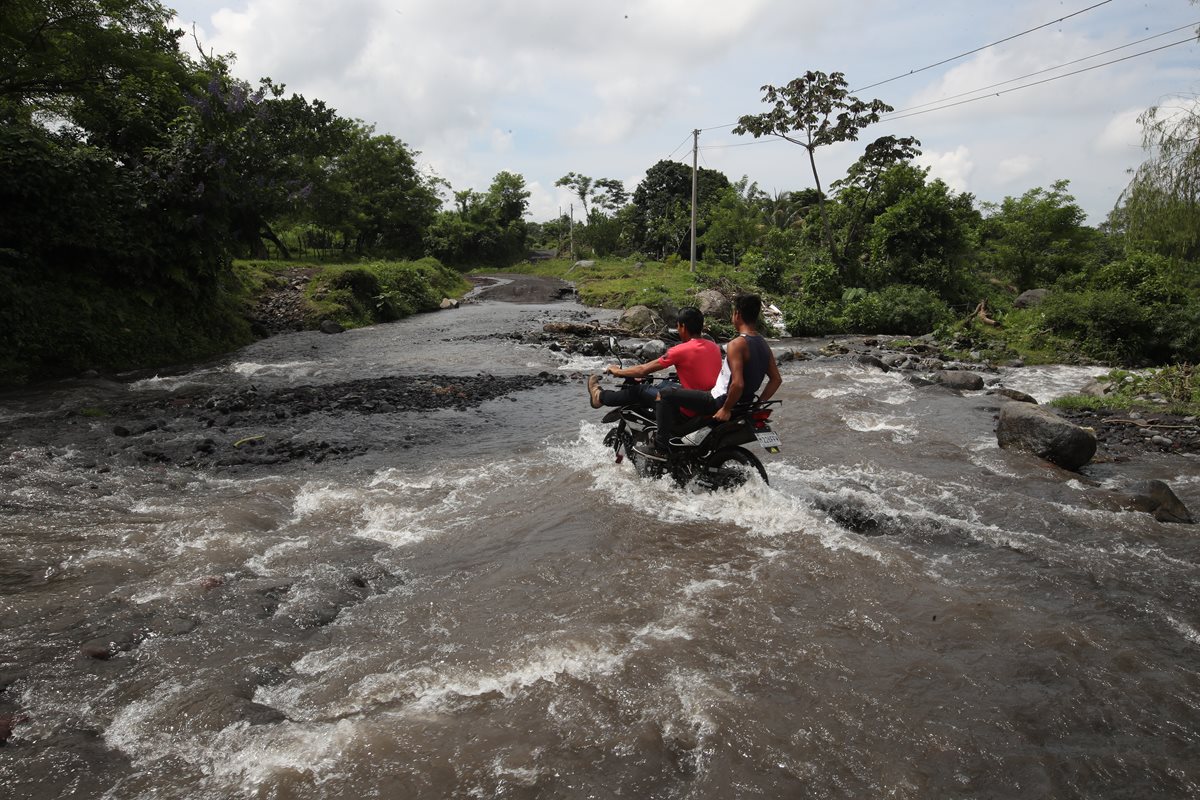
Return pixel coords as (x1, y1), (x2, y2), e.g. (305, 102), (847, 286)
(1151, 435), (1174, 448)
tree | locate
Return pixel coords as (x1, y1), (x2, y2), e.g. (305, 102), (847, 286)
(1116, 95), (1200, 262)
(699, 177), (766, 264)
(0, 0), (189, 131)
(831, 135), (922, 265)
(860, 165), (977, 298)
(733, 71), (894, 269)
(555, 171), (594, 216)
(980, 180), (1102, 290)
(486, 170), (531, 226)
(630, 160), (729, 258)
(592, 178), (629, 213)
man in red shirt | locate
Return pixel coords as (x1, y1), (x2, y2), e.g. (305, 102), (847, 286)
(587, 306), (721, 411)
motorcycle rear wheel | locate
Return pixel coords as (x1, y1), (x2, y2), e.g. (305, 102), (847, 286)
(702, 446), (769, 490)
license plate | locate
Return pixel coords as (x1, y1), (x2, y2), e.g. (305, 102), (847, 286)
(755, 430), (781, 452)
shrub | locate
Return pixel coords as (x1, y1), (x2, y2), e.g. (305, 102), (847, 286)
(835, 285), (951, 335)
(1094, 251), (1174, 303)
(782, 295), (842, 336)
(1039, 289), (1153, 363)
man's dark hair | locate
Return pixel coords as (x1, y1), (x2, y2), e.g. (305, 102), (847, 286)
(677, 306), (704, 336)
(733, 294), (762, 325)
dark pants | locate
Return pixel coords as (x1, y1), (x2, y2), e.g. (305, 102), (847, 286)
(599, 381), (660, 409)
(655, 386), (722, 448)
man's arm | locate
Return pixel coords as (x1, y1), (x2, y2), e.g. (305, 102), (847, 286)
(711, 337), (747, 422)
(759, 351), (782, 402)
(605, 359), (663, 379)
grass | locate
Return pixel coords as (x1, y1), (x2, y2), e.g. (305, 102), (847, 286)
(488, 256), (751, 309)
(233, 257), (470, 330)
(1050, 364), (1200, 417)
(938, 306), (1093, 366)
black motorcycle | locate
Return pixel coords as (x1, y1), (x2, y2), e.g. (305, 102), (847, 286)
(596, 341), (781, 490)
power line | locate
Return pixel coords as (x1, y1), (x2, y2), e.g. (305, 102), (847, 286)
(886, 21), (1200, 116)
(700, 138), (787, 151)
(663, 133), (692, 161)
(852, 0), (1114, 93)
(881, 36), (1195, 123)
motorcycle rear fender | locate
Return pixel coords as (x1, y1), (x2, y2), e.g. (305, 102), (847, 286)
(707, 419), (756, 449)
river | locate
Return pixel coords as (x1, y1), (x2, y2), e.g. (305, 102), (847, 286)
(1, 280), (1198, 798)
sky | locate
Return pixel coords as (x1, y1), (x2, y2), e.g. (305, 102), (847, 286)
(166, 0), (1199, 224)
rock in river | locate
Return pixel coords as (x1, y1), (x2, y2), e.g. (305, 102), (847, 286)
(997, 402), (1097, 470)
(934, 370), (984, 391)
(1120, 480), (1195, 524)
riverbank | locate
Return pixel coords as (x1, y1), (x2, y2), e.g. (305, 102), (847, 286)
(3, 272), (1196, 478)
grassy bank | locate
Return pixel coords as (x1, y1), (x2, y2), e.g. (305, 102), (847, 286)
(1050, 364), (1200, 417)
(236, 257), (470, 329)
(489, 256), (749, 309)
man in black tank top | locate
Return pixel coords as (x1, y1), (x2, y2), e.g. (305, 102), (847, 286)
(635, 293), (782, 461)
(710, 293), (782, 422)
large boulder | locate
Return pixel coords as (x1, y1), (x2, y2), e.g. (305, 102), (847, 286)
(935, 370), (984, 391)
(1120, 480), (1194, 524)
(619, 305), (664, 334)
(996, 403), (1097, 470)
(639, 340), (667, 361)
(656, 299), (679, 328)
(1014, 288), (1051, 309)
(694, 289), (731, 321)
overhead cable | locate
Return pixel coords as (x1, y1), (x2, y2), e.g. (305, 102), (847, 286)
(881, 36), (1195, 122)
(852, 0), (1114, 92)
(887, 21), (1200, 116)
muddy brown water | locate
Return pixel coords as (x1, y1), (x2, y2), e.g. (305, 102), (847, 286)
(1, 277), (1198, 798)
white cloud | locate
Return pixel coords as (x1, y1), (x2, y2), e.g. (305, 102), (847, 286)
(917, 146), (974, 193)
(165, 0), (1196, 223)
(995, 155), (1039, 184)
(1096, 108), (1145, 154)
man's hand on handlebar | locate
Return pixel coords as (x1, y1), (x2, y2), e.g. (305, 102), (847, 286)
(711, 407), (731, 423)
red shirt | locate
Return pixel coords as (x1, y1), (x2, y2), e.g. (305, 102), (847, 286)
(658, 338), (722, 392)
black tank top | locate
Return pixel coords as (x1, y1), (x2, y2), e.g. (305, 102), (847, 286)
(742, 334), (771, 399)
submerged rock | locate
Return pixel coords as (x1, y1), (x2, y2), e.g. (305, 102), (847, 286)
(997, 403), (1097, 470)
(934, 370), (984, 391)
(1121, 480), (1194, 524)
(858, 355), (890, 373)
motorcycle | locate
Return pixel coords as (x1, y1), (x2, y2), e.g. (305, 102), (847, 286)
(596, 339), (781, 490)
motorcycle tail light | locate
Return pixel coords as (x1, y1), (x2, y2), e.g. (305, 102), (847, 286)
(752, 410), (772, 428)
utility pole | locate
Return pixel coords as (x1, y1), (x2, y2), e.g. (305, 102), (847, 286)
(690, 129), (699, 273)
(569, 203), (575, 261)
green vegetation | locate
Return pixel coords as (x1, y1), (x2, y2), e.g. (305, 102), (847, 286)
(233, 257), (468, 329)
(494, 257), (743, 309)
(1051, 365), (1200, 417)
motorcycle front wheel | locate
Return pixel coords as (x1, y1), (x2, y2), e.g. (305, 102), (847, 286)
(702, 446), (769, 490)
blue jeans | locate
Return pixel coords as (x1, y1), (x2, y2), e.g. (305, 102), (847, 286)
(599, 379), (674, 409)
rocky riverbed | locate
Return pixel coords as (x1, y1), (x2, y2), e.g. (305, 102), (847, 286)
(5, 272), (1198, 481)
